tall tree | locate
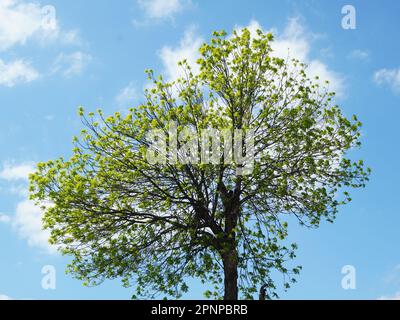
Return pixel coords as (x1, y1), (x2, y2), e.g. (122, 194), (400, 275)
(30, 28), (370, 300)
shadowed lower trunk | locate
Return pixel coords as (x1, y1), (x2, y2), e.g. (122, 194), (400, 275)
(222, 249), (238, 300)
(220, 185), (240, 300)
(222, 207), (239, 300)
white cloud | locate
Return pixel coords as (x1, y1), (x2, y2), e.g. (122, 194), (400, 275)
(115, 82), (139, 107)
(52, 51), (92, 78)
(238, 18), (344, 96)
(378, 291), (400, 300)
(0, 294), (12, 300)
(0, 59), (39, 87)
(12, 199), (55, 254)
(0, 162), (55, 254)
(0, 163), (34, 181)
(349, 49), (369, 61)
(0, 163), (33, 196)
(265, 19), (309, 62)
(307, 60), (342, 91)
(159, 26), (203, 81)
(374, 68), (400, 94)
(0, 213), (11, 224)
(0, 0), (45, 51)
(0, 0), (76, 51)
(0, 1), (85, 86)
(137, 0), (189, 19)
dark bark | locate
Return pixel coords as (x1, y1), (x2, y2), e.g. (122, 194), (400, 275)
(222, 248), (239, 300)
(259, 284), (267, 300)
(218, 178), (241, 300)
(222, 194), (240, 300)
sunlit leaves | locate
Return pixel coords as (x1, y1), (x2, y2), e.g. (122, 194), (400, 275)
(29, 27), (370, 300)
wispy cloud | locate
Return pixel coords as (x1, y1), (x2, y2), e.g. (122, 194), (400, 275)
(374, 68), (400, 94)
(51, 51), (92, 78)
(115, 82), (140, 107)
(137, 0), (190, 20)
(0, 162), (35, 181)
(378, 291), (400, 300)
(0, 59), (39, 87)
(348, 49), (369, 61)
(0, 213), (11, 224)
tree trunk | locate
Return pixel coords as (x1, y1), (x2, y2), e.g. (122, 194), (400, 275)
(220, 186), (240, 300)
(222, 249), (238, 300)
(222, 207), (239, 300)
(259, 284), (267, 300)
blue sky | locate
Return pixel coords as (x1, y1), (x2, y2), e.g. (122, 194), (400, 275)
(0, 0), (400, 300)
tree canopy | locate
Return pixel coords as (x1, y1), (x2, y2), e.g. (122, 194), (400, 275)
(29, 28), (370, 300)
